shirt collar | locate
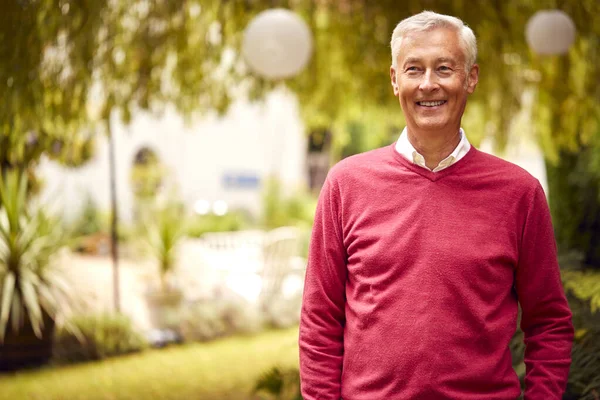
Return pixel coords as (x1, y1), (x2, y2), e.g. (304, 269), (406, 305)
(394, 127), (471, 172)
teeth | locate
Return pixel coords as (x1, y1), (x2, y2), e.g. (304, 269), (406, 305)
(419, 101), (445, 107)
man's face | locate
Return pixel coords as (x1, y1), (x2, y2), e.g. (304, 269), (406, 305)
(390, 27), (479, 134)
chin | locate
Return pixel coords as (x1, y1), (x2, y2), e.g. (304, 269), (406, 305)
(415, 121), (448, 131)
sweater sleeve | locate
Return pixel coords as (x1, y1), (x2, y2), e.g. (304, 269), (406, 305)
(516, 182), (574, 400)
(299, 174), (347, 400)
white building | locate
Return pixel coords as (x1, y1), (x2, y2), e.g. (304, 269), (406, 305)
(39, 88), (308, 223)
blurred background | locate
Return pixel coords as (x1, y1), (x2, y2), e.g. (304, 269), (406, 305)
(0, 0), (598, 399)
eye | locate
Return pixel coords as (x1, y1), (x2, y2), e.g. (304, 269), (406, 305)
(405, 66), (419, 72)
(438, 65), (452, 72)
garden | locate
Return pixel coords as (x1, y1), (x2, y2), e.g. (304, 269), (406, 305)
(2, 1), (600, 399)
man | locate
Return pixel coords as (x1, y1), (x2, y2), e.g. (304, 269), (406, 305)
(299, 10), (574, 400)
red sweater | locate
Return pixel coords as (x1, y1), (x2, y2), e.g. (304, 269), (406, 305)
(299, 145), (573, 400)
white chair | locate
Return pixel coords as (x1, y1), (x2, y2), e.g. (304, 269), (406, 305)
(257, 227), (307, 326)
(198, 230), (265, 274)
(197, 227), (307, 327)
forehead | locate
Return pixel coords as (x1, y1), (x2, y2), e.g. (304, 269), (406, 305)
(397, 27), (465, 64)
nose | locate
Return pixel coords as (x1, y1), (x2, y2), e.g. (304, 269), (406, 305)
(418, 70), (439, 92)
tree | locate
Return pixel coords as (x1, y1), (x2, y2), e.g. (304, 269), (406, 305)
(2, 0), (599, 277)
(1, 0), (273, 311)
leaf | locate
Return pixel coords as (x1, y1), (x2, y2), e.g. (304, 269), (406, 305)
(0, 212), (10, 245)
(10, 291), (22, 334)
(16, 173), (28, 217)
(0, 272), (15, 342)
(20, 270), (43, 338)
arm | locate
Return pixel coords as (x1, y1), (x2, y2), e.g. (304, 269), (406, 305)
(299, 175), (347, 400)
(516, 183), (574, 400)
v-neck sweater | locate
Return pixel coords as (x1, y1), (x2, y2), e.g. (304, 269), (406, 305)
(299, 144), (573, 400)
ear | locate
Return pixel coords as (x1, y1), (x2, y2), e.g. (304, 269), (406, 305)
(390, 66), (399, 96)
(466, 64), (479, 94)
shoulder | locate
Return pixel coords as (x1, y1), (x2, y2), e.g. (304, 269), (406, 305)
(469, 149), (549, 225)
(471, 148), (542, 192)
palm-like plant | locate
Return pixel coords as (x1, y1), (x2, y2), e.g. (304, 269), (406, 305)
(0, 171), (73, 366)
(140, 200), (186, 332)
(142, 201), (185, 291)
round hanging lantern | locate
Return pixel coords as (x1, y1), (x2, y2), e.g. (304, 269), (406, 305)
(242, 8), (313, 80)
(525, 10), (576, 55)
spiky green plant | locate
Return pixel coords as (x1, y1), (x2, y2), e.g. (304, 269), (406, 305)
(0, 170), (73, 342)
(141, 201), (186, 290)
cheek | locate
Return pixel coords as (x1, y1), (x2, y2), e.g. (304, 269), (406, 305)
(398, 86), (413, 101)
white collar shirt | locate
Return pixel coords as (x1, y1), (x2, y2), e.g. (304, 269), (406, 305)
(394, 127), (471, 172)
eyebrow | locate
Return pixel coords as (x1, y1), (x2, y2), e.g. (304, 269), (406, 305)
(402, 57), (421, 66)
(436, 57), (457, 64)
(402, 57), (458, 66)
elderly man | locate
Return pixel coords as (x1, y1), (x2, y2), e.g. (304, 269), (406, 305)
(299, 10), (574, 400)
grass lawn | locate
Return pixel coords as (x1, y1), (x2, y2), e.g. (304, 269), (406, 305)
(0, 326), (299, 400)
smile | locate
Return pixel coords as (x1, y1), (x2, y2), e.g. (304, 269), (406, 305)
(416, 100), (446, 107)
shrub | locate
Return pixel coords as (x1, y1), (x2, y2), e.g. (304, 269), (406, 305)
(252, 366), (302, 400)
(52, 313), (147, 365)
(178, 301), (227, 342)
(70, 195), (104, 238)
(560, 253), (600, 399)
(509, 262), (600, 399)
(567, 329), (600, 400)
(186, 211), (251, 238)
(69, 195), (138, 255)
(179, 290), (262, 342)
(261, 178), (317, 231)
(140, 201), (187, 290)
(0, 170), (76, 370)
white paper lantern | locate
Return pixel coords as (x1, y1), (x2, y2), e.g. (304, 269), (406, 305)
(525, 10), (576, 55)
(242, 8), (313, 80)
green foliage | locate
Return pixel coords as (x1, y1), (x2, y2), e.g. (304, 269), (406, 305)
(338, 118), (399, 160)
(561, 252), (600, 330)
(563, 269), (600, 314)
(140, 201), (186, 289)
(282, 0), (599, 159)
(0, 170), (74, 342)
(1, 1), (104, 172)
(332, 105), (405, 161)
(52, 313), (147, 365)
(186, 211), (251, 238)
(568, 330), (600, 400)
(566, 292), (600, 399)
(253, 366), (302, 400)
(261, 178), (317, 231)
(547, 146), (600, 267)
(68, 197), (140, 254)
(507, 262), (600, 400)
(532, 37), (600, 163)
(4, 0), (599, 163)
(70, 195), (105, 238)
(509, 327), (526, 387)
(2, 0), (266, 178)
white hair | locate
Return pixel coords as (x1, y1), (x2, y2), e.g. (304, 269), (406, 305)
(390, 11), (477, 71)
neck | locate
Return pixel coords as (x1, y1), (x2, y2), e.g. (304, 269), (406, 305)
(407, 127), (461, 170)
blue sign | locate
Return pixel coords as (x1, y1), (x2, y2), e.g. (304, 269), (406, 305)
(222, 173), (261, 189)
